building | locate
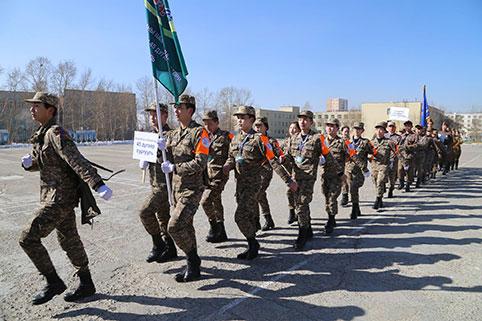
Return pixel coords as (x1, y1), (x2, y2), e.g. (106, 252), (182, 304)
(256, 105), (300, 138)
(446, 112), (482, 142)
(313, 110), (362, 133)
(327, 98), (348, 112)
(0, 89), (137, 143)
(361, 101), (445, 136)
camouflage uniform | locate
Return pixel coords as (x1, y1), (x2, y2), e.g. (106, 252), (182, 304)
(19, 117), (104, 277)
(371, 135), (393, 198)
(166, 120), (209, 255)
(384, 129), (402, 192)
(345, 135), (373, 204)
(438, 131), (454, 174)
(452, 136), (462, 170)
(398, 128), (418, 190)
(201, 127), (232, 223)
(424, 132), (436, 180)
(414, 126), (429, 186)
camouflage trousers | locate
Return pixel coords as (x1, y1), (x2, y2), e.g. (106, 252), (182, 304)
(19, 204), (89, 276)
(398, 157), (415, 183)
(294, 178), (316, 228)
(415, 155), (426, 180)
(169, 186), (204, 254)
(201, 181), (227, 222)
(139, 188), (170, 238)
(321, 174), (342, 216)
(372, 163), (389, 197)
(424, 153), (434, 177)
(287, 188), (296, 209)
(235, 177), (261, 238)
(341, 167), (350, 194)
(257, 167), (273, 216)
(387, 158), (399, 189)
(346, 167), (365, 204)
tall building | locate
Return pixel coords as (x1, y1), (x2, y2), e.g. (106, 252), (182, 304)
(327, 98), (348, 112)
(256, 105), (300, 138)
(446, 112), (482, 142)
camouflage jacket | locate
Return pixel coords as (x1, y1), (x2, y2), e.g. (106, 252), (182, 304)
(371, 136), (394, 166)
(225, 129), (292, 185)
(148, 124), (173, 190)
(325, 135), (349, 172)
(25, 118), (104, 206)
(400, 131), (418, 160)
(385, 132), (402, 161)
(345, 137), (373, 173)
(206, 128), (233, 187)
(416, 134), (430, 159)
(166, 120), (210, 190)
(285, 129), (342, 181)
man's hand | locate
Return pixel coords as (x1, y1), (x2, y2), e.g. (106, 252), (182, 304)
(158, 137), (167, 151)
(161, 161), (175, 174)
(21, 154), (32, 168)
(96, 184), (113, 201)
(139, 160), (149, 170)
(288, 180), (298, 192)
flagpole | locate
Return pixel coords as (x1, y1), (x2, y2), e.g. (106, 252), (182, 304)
(153, 77), (174, 207)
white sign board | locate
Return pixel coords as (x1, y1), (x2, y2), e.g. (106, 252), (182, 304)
(133, 131), (159, 162)
(387, 107), (410, 121)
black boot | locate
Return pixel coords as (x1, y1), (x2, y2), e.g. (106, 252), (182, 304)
(175, 249), (201, 283)
(206, 220), (218, 243)
(351, 203), (360, 219)
(372, 197), (380, 210)
(213, 221), (228, 243)
(157, 236), (178, 263)
(307, 225), (313, 239)
(415, 178), (421, 188)
(64, 270), (95, 302)
(32, 271), (67, 305)
(146, 234), (166, 263)
(237, 237), (260, 260)
(294, 227), (309, 250)
(324, 215), (336, 235)
(398, 179), (405, 190)
(288, 209), (296, 224)
(261, 214), (275, 231)
(379, 197), (384, 208)
(387, 188), (394, 198)
(405, 183), (411, 192)
(340, 193), (349, 206)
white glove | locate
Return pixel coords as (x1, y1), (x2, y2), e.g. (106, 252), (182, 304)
(139, 160), (149, 170)
(97, 184), (112, 201)
(318, 155), (326, 166)
(158, 137), (167, 151)
(161, 161), (175, 174)
(363, 170), (371, 178)
(21, 154), (32, 168)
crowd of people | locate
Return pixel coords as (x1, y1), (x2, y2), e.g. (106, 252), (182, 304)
(18, 92), (463, 305)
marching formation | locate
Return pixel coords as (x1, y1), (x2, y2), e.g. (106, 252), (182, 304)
(18, 92), (463, 305)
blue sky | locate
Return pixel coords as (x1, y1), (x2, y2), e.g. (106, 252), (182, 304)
(1, 0), (481, 112)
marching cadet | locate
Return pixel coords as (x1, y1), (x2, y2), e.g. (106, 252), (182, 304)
(344, 122), (373, 219)
(20, 92), (113, 304)
(253, 116), (285, 231)
(424, 127), (437, 182)
(285, 111), (342, 250)
(385, 121), (402, 198)
(284, 121), (301, 224)
(452, 130), (463, 170)
(201, 110), (232, 243)
(371, 122), (395, 209)
(414, 124), (429, 187)
(398, 120), (418, 192)
(431, 129), (445, 178)
(439, 121), (454, 175)
(322, 118), (350, 234)
(340, 125), (351, 206)
(138, 103), (177, 263)
(157, 94), (209, 282)
(223, 106), (297, 260)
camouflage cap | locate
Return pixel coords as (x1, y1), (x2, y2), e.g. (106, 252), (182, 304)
(297, 110), (314, 120)
(375, 121), (387, 129)
(353, 121), (365, 129)
(24, 92), (59, 108)
(254, 116), (269, 130)
(170, 94), (196, 107)
(415, 124), (424, 129)
(403, 120), (413, 126)
(145, 102), (168, 113)
(202, 110), (219, 120)
(325, 118), (341, 127)
(387, 121), (396, 127)
(233, 105), (256, 116)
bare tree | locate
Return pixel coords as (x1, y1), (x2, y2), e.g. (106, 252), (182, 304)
(24, 57), (52, 92)
(215, 86), (254, 131)
(77, 68), (94, 91)
(135, 76), (154, 130)
(193, 87), (214, 123)
(51, 60), (77, 128)
(6, 68), (27, 91)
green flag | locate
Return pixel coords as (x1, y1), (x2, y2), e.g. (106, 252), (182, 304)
(145, 0), (188, 102)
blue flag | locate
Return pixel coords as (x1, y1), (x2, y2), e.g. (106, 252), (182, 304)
(421, 85), (430, 127)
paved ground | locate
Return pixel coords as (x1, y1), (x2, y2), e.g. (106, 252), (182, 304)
(0, 144), (481, 321)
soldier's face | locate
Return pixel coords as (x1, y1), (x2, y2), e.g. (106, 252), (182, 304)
(342, 128), (350, 137)
(174, 104), (192, 123)
(30, 103), (54, 124)
(404, 124), (412, 132)
(415, 127), (422, 135)
(254, 123), (267, 135)
(376, 127), (385, 137)
(203, 119), (218, 133)
(326, 124), (338, 136)
(288, 123), (300, 136)
(149, 111), (158, 128)
(298, 116), (312, 132)
(388, 125), (396, 133)
(354, 128), (364, 137)
(237, 115), (253, 132)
